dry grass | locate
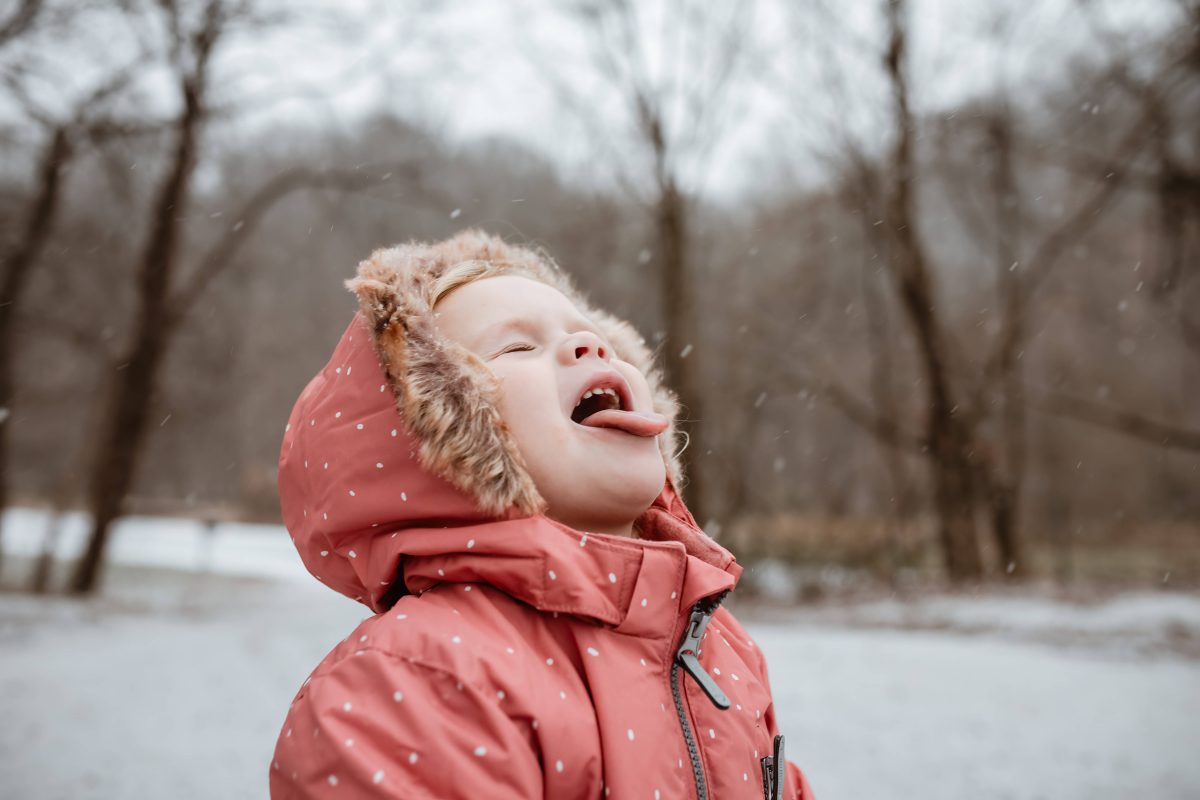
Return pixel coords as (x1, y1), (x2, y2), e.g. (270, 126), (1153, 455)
(723, 512), (1200, 591)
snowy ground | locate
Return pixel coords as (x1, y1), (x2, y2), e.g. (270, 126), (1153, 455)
(1, 509), (1198, 799)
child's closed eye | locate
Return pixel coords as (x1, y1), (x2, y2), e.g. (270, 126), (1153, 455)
(496, 343), (536, 356)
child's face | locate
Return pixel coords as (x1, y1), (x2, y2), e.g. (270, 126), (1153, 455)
(435, 275), (667, 536)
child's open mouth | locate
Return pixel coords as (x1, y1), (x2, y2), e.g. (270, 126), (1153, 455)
(570, 381), (668, 437)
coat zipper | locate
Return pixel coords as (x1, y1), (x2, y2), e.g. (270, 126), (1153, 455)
(670, 590), (730, 800)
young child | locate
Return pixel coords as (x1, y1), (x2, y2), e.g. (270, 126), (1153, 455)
(270, 229), (816, 799)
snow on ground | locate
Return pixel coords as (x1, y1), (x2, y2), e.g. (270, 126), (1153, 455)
(745, 589), (1200, 660)
(760, 624), (1200, 799)
(1, 509), (1198, 798)
(0, 507), (311, 585)
(0, 572), (364, 799)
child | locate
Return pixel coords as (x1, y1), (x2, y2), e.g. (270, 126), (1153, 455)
(270, 230), (816, 799)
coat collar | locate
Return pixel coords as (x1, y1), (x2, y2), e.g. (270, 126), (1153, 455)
(399, 491), (741, 636)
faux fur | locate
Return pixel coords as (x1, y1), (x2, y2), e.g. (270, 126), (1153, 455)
(343, 229), (684, 518)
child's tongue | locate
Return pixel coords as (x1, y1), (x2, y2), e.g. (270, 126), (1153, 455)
(579, 408), (669, 437)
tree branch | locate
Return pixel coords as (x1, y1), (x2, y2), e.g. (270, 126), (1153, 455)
(163, 163), (447, 334)
(0, 0), (43, 48)
(1029, 387), (1200, 452)
(780, 344), (927, 455)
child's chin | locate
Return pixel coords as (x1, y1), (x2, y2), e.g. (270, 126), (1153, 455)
(590, 460), (667, 503)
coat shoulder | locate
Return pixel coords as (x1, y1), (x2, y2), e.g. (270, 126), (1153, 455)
(306, 582), (549, 693)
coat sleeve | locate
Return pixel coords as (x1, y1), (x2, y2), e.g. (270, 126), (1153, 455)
(783, 759), (817, 800)
(269, 649), (543, 799)
(745, 634), (817, 800)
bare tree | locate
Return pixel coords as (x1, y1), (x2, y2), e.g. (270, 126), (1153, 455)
(751, 0), (1197, 583)
(736, 0), (987, 580)
(954, 1), (1200, 576)
(864, 0), (984, 580)
(0, 6), (149, 573)
(68, 0), (247, 593)
(0, 125), (68, 575)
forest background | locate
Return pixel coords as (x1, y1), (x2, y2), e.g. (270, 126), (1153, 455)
(0, 0), (1196, 596)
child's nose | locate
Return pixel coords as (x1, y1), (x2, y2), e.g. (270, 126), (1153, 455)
(565, 331), (609, 362)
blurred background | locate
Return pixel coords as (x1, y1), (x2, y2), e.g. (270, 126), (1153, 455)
(0, 0), (1197, 797)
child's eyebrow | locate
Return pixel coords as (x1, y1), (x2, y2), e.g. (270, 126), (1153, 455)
(473, 318), (538, 351)
(473, 315), (605, 351)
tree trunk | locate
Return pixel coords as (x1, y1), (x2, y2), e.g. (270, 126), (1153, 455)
(882, 0), (982, 581)
(926, 415), (983, 580)
(656, 181), (712, 530)
(68, 79), (203, 594)
(860, 246), (913, 582)
(986, 111), (1027, 579)
(0, 126), (70, 574)
(990, 300), (1027, 579)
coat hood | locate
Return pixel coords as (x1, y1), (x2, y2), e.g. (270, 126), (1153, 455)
(277, 230), (739, 613)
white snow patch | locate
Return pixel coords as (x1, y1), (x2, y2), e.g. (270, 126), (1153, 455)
(0, 507), (311, 583)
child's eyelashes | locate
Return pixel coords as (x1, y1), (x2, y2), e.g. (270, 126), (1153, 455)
(488, 328), (611, 359)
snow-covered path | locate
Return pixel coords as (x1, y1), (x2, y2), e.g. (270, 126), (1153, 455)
(1, 570), (1197, 799)
(761, 623), (1199, 799)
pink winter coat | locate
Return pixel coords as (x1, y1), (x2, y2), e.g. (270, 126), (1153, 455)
(270, 313), (815, 799)
(270, 234), (816, 798)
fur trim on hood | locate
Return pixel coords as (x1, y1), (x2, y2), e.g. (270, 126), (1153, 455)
(342, 228), (684, 517)
(276, 229), (722, 612)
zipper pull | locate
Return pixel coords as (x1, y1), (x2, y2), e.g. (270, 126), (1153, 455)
(760, 734), (786, 800)
(676, 607), (731, 709)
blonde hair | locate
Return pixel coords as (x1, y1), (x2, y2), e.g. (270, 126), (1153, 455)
(432, 260), (509, 307)
(410, 231), (578, 311)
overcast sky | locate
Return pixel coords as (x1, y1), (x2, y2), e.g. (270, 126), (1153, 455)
(3, 0), (1175, 201)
